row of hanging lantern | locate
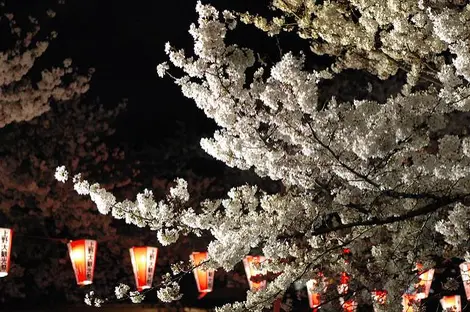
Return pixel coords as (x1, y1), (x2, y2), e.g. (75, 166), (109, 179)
(0, 229), (221, 298)
(303, 251), (461, 312)
(0, 228), (421, 310)
(401, 262), (470, 312)
(2, 227), (467, 311)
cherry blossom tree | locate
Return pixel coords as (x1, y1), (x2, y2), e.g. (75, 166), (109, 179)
(0, 5), (91, 128)
(56, 1), (470, 311)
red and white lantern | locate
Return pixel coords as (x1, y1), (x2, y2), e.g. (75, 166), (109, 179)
(243, 255), (267, 292)
(341, 299), (357, 312)
(306, 280), (321, 310)
(371, 289), (387, 305)
(129, 246), (158, 291)
(190, 251), (214, 298)
(67, 239), (97, 285)
(306, 274), (328, 311)
(0, 228), (13, 278)
(415, 268), (434, 300)
(459, 262), (470, 300)
(440, 295), (461, 312)
(337, 272), (350, 295)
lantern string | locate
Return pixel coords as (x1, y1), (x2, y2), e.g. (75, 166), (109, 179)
(198, 292), (208, 299)
(14, 233), (69, 243)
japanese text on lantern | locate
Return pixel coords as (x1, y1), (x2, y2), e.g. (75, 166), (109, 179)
(0, 228), (12, 277)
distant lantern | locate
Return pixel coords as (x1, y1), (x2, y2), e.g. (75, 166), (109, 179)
(440, 295), (461, 312)
(0, 228), (13, 278)
(243, 255), (267, 292)
(129, 246), (158, 291)
(402, 294), (417, 312)
(459, 262), (470, 300)
(306, 280), (321, 311)
(190, 251), (214, 298)
(341, 299), (357, 312)
(337, 272), (350, 295)
(67, 239), (97, 285)
(415, 268), (434, 300)
(371, 290), (387, 304)
(306, 274), (328, 311)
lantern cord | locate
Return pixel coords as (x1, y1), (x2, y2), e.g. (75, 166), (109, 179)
(198, 292), (208, 300)
(14, 233), (68, 244)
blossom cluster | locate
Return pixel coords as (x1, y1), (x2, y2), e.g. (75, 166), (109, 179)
(0, 11), (91, 128)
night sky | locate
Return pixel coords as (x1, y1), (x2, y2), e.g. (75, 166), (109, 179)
(48, 0), (273, 145)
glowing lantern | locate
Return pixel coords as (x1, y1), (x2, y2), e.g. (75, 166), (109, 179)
(306, 280), (322, 310)
(415, 268), (434, 300)
(243, 255), (267, 292)
(341, 299), (357, 312)
(440, 295), (461, 312)
(459, 262), (470, 300)
(306, 274), (328, 310)
(0, 228), (13, 278)
(67, 239), (97, 285)
(371, 290), (387, 312)
(402, 294), (417, 312)
(337, 272), (350, 295)
(190, 251), (214, 298)
(371, 290), (387, 305)
(129, 246), (158, 291)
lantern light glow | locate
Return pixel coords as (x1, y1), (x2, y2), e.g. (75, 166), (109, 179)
(190, 251), (214, 298)
(306, 274), (328, 310)
(415, 268), (434, 300)
(129, 246), (158, 291)
(0, 228), (13, 278)
(243, 255), (267, 292)
(342, 300), (357, 312)
(67, 239), (97, 285)
(402, 294), (417, 312)
(372, 290), (387, 305)
(306, 280), (321, 309)
(337, 272), (350, 295)
(440, 295), (461, 312)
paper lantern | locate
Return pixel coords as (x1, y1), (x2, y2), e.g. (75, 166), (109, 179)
(415, 268), (434, 299)
(337, 272), (350, 295)
(371, 289), (387, 305)
(243, 255), (267, 292)
(306, 280), (322, 310)
(306, 274), (328, 310)
(459, 262), (470, 300)
(190, 251), (214, 298)
(342, 299), (357, 312)
(129, 246), (158, 291)
(0, 228), (13, 278)
(440, 295), (461, 312)
(402, 294), (417, 312)
(67, 239), (97, 285)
